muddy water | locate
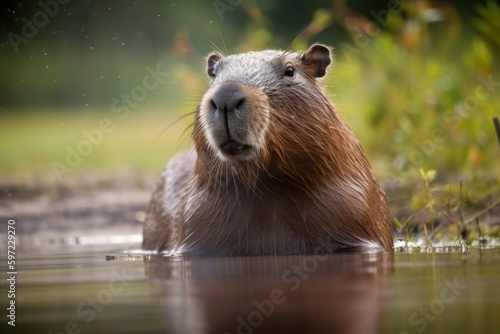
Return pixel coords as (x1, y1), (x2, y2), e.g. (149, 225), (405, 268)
(1, 246), (500, 334)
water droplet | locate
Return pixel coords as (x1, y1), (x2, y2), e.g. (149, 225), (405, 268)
(90, 46), (93, 50)
(121, 42), (125, 46)
(45, 65), (49, 68)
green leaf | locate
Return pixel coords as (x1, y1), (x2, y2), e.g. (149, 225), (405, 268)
(426, 170), (436, 182)
(393, 217), (403, 231)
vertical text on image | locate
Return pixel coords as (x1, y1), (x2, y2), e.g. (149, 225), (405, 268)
(6, 219), (17, 327)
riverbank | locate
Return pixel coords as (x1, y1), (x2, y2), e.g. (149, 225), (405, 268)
(1, 170), (498, 253)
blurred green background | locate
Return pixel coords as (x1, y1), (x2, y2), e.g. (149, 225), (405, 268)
(1, 0), (499, 185)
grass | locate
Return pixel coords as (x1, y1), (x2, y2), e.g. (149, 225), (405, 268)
(389, 169), (500, 247)
(0, 107), (193, 177)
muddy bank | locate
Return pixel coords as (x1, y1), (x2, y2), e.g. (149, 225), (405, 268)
(0, 171), (157, 253)
(1, 171), (498, 253)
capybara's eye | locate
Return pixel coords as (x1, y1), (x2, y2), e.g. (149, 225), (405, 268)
(284, 66), (295, 77)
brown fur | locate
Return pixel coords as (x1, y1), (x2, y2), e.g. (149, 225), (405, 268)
(143, 44), (393, 255)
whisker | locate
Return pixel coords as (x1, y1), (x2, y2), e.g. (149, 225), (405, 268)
(175, 121), (196, 150)
(151, 112), (196, 147)
(208, 40), (226, 57)
(157, 82), (207, 93)
(218, 30), (228, 56)
(151, 91), (203, 97)
(279, 25), (313, 61)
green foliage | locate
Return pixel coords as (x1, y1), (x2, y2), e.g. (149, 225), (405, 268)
(325, 7), (499, 179)
(474, 0), (500, 51)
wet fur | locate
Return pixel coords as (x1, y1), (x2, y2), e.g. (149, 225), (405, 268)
(143, 45), (393, 255)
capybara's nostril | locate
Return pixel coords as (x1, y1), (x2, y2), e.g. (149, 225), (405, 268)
(235, 98), (245, 110)
(211, 83), (246, 113)
(209, 99), (217, 111)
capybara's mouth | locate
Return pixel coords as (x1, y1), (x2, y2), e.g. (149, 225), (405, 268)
(219, 140), (252, 158)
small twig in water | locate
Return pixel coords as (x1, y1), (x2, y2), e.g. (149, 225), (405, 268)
(464, 198), (500, 226)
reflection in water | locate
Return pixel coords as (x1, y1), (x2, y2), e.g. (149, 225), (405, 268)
(145, 252), (393, 334)
(6, 247), (500, 333)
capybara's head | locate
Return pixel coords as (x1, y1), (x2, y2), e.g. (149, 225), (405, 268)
(193, 44), (359, 189)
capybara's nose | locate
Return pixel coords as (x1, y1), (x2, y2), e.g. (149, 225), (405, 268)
(210, 83), (246, 114)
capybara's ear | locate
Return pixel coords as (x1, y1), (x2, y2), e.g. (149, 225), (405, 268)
(300, 44), (331, 78)
(206, 53), (223, 78)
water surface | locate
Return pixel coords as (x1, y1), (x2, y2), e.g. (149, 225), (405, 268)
(2, 246), (499, 333)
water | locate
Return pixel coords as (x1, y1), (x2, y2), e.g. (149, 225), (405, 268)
(2, 245), (500, 334)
